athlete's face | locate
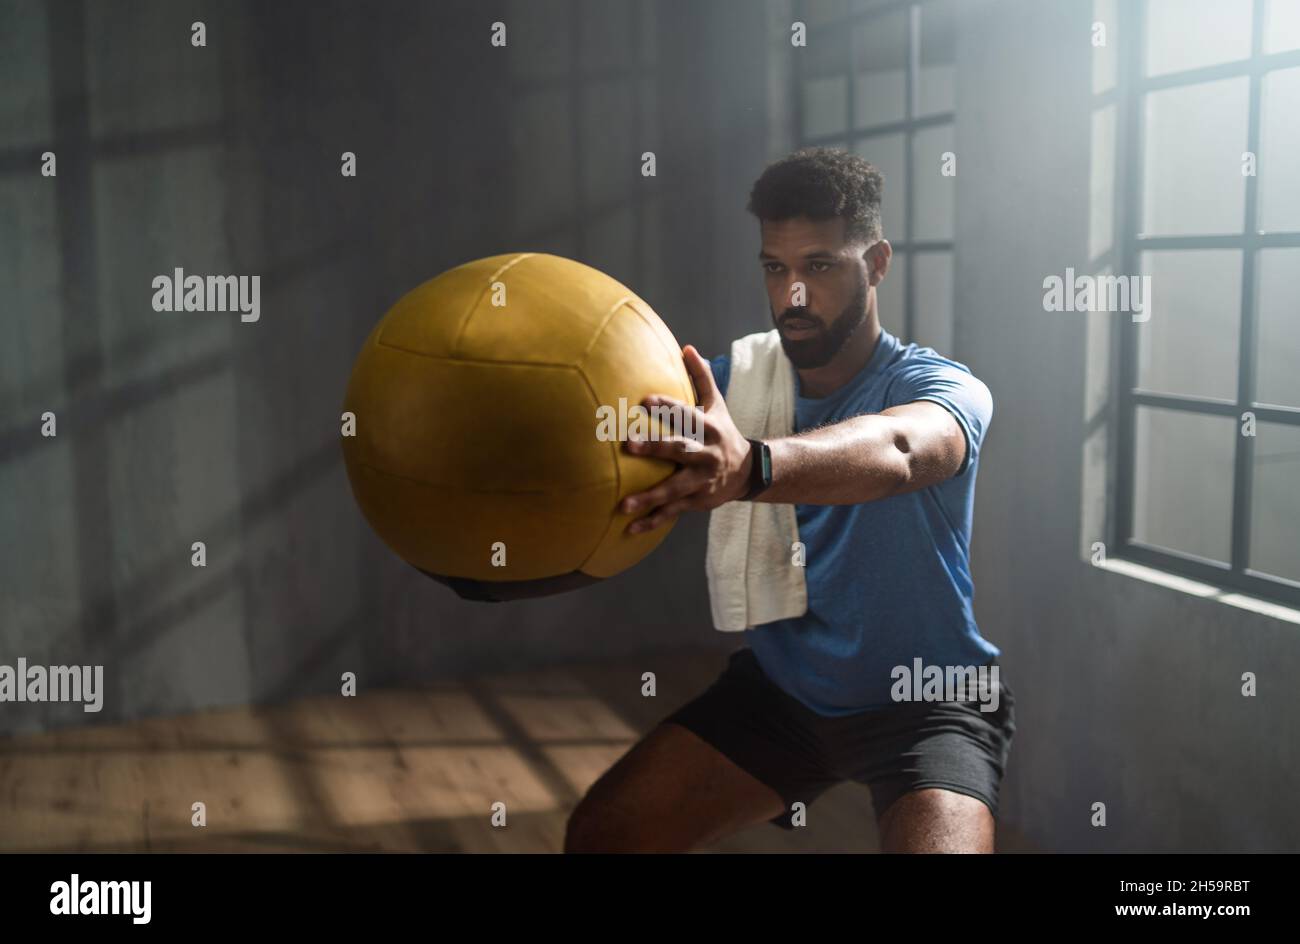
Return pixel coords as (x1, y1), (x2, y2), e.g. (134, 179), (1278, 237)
(758, 216), (881, 369)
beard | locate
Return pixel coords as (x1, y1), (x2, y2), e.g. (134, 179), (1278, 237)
(772, 275), (869, 369)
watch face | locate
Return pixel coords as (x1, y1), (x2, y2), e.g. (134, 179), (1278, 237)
(752, 440), (772, 489)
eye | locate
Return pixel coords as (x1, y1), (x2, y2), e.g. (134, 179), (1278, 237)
(763, 262), (784, 273)
(810, 261), (832, 273)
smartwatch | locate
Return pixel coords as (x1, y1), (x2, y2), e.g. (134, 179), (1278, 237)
(739, 438), (773, 501)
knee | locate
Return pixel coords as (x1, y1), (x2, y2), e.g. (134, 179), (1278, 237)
(563, 799), (650, 854)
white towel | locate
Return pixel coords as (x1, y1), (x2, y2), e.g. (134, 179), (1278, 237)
(705, 330), (808, 631)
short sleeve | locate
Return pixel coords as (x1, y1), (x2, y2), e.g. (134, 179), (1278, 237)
(709, 354), (732, 400)
(886, 358), (993, 476)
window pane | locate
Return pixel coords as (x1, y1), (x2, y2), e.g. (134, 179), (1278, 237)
(1143, 78), (1249, 235)
(1256, 249), (1300, 409)
(87, 2), (223, 138)
(1264, 0), (1300, 53)
(1145, 0), (1253, 78)
(805, 0), (855, 25)
(878, 251), (906, 339)
(1092, 0), (1118, 95)
(856, 133), (906, 243)
(1137, 250), (1241, 401)
(918, 0), (956, 117)
(1133, 407), (1236, 563)
(912, 123), (955, 241)
(853, 9), (907, 128)
(510, 0), (570, 78)
(1258, 66), (1300, 233)
(852, 0), (904, 11)
(801, 26), (850, 139)
(1090, 103), (1116, 262)
(803, 75), (849, 139)
(1250, 422), (1300, 583)
(913, 251), (954, 354)
(0, 2), (52, 149)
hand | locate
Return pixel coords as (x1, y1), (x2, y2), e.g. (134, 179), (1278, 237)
(620, 345), (754, 534)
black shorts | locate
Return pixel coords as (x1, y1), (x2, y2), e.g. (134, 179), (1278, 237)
(662, 647), (1016, 830)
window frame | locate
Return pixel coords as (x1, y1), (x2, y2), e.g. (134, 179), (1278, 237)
(791, 0), (955, 344)
(1113, 0), (1300, 608)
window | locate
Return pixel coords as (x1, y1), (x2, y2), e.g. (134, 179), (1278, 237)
(1114, 0), (1300, 606)
(506, 0), (659, 288)
(792, 0), (957, 352)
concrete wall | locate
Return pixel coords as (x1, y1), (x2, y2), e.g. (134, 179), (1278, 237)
(0, 0), (785, 736)
(955, 0), (1300, 852)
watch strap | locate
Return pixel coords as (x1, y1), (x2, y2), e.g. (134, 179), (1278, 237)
(740, 438), (772, 501)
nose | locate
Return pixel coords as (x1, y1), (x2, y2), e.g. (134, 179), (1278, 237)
(778, 275), (807, 311)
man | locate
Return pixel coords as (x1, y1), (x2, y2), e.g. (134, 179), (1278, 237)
(565, 147), (1013, 853)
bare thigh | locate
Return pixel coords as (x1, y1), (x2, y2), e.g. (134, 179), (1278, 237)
(564, 722), (787, 853)
(878, 788), (996, 853)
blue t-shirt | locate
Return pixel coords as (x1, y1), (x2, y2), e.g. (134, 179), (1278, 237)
(710, 329), (996, 716)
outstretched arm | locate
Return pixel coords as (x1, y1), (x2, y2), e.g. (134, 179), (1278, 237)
(621, 345), (969, 534)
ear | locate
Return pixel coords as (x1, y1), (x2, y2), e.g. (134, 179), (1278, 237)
(865, 239), (893, 286)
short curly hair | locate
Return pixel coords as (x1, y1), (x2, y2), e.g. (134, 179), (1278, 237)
(746, 147), (885, 246)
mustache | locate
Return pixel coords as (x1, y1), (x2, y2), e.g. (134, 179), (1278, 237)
(779, 310), (822, 326)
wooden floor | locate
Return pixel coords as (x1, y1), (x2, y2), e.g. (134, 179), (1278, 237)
(0, 647), (1038, 853)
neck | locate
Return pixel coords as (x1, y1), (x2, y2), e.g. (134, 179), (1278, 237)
(796, 302), (882, 399)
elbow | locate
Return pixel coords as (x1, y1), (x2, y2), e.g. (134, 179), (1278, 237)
(884, 428), (915, 495)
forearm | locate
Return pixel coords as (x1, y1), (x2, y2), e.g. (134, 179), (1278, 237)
(618, 352), (967, 531)
(758, 413), (915, 505)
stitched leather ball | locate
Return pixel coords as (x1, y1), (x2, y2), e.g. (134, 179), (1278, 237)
(341, 253), (695, 600)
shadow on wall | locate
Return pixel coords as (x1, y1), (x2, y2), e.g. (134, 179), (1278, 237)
(1, 0), (776, 736)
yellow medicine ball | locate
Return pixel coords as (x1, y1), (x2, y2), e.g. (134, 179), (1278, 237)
(341, 253), (696, 601)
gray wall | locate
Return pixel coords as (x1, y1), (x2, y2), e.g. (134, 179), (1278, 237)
(955, 0), (1300, 852)
(0, 0), (782, 736)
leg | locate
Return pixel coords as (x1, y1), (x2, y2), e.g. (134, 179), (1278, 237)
(878, 787), (996, 853)
(564, 722), (787, 853)
(865, 669), (1016, 854)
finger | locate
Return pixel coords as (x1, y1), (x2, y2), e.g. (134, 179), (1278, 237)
(626, 505), (683, 535)
(682, 345), (718, 410)
(625, 434), (710, 463)
(639, 394), (712, 445)
(619, 467), (708, 515)
(626, 511), (679, 535)
(626, 495), (700, 534)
